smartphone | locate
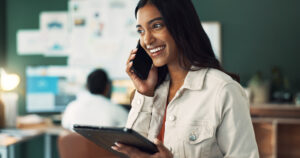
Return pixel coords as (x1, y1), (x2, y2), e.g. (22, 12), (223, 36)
(131, 42), (153, 80)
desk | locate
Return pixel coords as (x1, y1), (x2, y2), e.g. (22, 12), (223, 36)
(0, 129), (43, 158)
(43, 126), (65, 158)
(0, 127), (65, 158)
(251, 104), (300, 158)
(0, 137), (14, 158)
(250, 104), (300, 118)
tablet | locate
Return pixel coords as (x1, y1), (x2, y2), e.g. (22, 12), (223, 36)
(73, 125), (159, 158)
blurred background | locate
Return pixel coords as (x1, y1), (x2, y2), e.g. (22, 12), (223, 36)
(0, 0), (299, 158)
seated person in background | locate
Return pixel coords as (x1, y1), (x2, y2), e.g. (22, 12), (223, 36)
(62, 69), (128, 131)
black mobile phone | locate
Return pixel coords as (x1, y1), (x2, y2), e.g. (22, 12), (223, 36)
(131, 42), (153, 80)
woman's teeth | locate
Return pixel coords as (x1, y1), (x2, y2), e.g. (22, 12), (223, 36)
(150, 46), (165, 53)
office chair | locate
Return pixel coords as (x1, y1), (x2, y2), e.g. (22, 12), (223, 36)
(58, 131), (119, 158)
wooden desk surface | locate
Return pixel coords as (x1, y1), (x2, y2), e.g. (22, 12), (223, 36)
(250, 104), (300, 118)
(0, 129), (44, 147)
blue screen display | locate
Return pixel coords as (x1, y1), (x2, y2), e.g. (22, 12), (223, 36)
(27, 76), (59, 94)
(26, 66), (92, 113)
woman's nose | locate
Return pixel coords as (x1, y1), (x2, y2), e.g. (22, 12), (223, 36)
(143, 31), (155, 46)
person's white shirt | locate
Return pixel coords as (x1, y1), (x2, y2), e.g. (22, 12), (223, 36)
(62, 90), (128, 131)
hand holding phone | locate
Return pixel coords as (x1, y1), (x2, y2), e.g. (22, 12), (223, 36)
(131, 42), (153, 80)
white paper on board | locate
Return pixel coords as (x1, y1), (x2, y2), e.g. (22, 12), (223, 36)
(202, 22), (222, 62)
(40, 11), (70, 56)
(17, 30), (45, 55)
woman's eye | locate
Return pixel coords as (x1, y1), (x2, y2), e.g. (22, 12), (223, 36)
(153, 23), (163, 29)
(137, 29), (144, 34)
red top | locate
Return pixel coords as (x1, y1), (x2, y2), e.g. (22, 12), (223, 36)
(157, 105), (167, 143)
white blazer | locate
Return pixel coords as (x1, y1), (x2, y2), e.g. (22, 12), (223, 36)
(126, 68), (259, 158)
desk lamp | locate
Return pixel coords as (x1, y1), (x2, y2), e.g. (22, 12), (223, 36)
(0, 68), (20, 128)
(0, 68), (20, 91)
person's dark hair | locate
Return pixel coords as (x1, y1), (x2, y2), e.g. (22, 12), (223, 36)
(87, 69), (109, 95)
(135, 0), (239, 87)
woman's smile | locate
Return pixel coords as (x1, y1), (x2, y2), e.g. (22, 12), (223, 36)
(148, 45), (166, 57)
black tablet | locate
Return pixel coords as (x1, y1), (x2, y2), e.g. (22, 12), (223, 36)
(73, 125), (158, 158)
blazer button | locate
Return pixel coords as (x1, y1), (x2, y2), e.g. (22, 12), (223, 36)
(189, 134), (197, 141)
(168, 115), (176, 121)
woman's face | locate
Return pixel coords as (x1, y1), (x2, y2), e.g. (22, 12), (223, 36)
(136, 4), (178, 67)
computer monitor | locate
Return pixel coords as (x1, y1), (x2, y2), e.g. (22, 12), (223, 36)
(26, 66), (93, 113)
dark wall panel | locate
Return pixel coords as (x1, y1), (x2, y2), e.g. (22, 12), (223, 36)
(0, 0), (6, 67)
(193, 0), (300, 91)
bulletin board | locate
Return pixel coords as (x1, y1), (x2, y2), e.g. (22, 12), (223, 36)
(16, 0), (221, 79)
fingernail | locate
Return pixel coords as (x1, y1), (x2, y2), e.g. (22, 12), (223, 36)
(111, 146), (117, 150)
(115, 142), (121, 147)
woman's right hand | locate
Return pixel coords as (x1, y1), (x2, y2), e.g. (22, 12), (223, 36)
(126, 48), (158, 97)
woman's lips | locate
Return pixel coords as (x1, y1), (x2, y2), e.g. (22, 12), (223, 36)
(148, 45), (165, 57)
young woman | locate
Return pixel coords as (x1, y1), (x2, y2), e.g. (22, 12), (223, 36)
(112, 0), (259, 157)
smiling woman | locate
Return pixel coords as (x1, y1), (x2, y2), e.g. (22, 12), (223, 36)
(112, 0), (260, 157)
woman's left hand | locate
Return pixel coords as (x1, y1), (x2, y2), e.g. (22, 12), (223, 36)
(111, 138), (173, 158)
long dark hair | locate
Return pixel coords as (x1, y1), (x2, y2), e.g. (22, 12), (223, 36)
(135, 0), (239, 88)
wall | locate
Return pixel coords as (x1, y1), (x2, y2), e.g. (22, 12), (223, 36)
(5, 0), (300, 115)
(193, 0), (300, 91)
(0, 0), (6, 67)
(6, 0), (68, 114)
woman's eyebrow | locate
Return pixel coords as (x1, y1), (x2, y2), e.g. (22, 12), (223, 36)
(136, 17), (163, 28)
(147, 17), (163, 25)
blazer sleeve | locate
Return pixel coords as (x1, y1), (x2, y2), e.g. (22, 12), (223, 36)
(125, 90), (154, 137)
(216, 82), (259, 158)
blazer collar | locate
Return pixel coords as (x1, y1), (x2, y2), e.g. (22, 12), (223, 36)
(181, 67), (209, 90)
